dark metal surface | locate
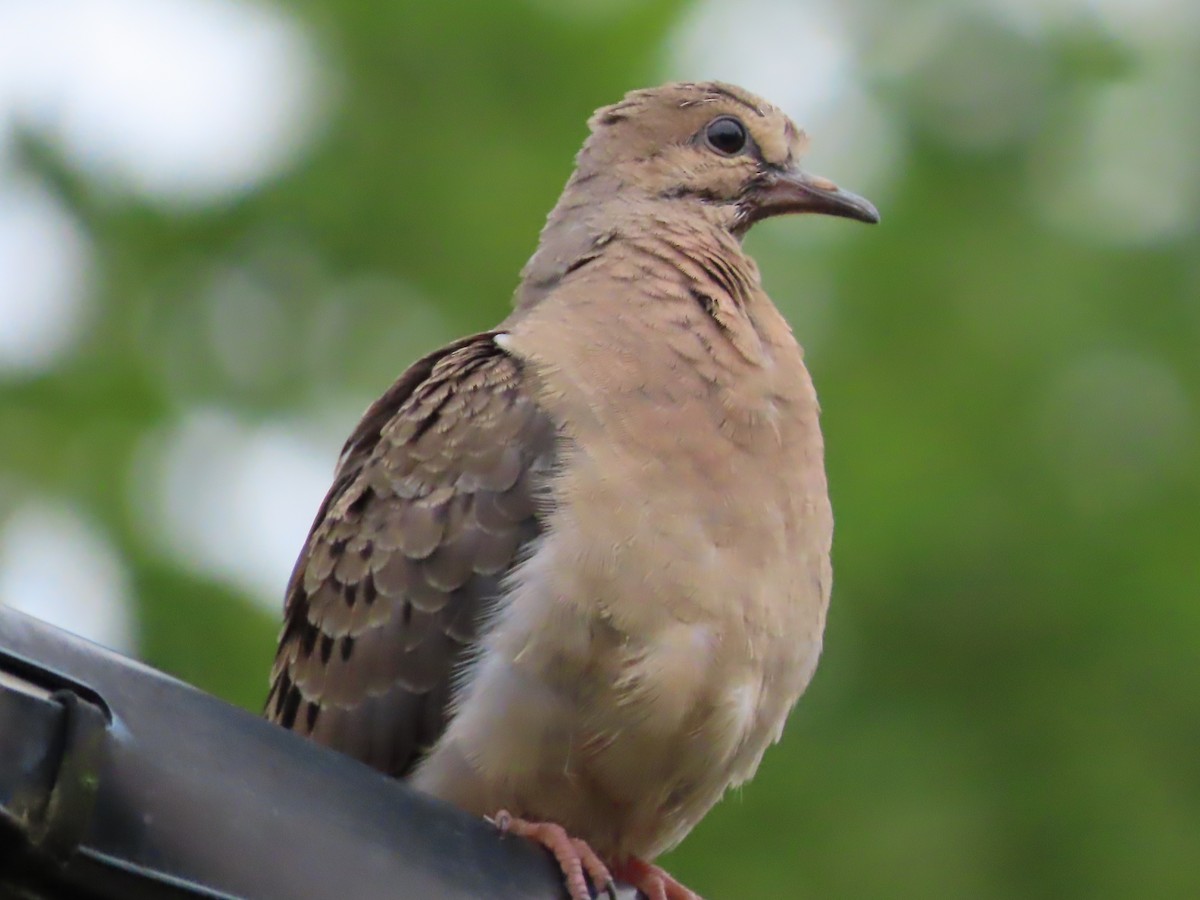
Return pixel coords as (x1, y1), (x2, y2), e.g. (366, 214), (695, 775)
(0, 606), (638, 899)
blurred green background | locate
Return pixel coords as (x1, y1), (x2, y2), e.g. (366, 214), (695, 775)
(1, 0), (1197, 897)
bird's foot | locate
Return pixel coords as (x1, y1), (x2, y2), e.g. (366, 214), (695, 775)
(490, 809), (617, 900)
(611, 857), (702, 900)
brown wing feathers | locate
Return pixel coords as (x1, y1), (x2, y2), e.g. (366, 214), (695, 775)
(266, 333), (554, 777)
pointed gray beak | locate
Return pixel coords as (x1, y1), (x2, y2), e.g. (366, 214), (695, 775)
(750, 168), (880, 225)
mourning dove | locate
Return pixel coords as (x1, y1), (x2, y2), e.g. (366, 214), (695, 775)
(266, 81), (878, 900)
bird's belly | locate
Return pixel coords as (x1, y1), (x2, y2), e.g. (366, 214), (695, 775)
(413, 519), (826, 860)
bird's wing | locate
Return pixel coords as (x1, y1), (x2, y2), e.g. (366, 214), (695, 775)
(266, 332), (556, 777)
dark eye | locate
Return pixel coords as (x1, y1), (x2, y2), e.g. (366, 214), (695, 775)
(704, 116), (748, 156)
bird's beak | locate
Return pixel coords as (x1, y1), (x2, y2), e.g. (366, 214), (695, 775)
(750, 168), (880, 225)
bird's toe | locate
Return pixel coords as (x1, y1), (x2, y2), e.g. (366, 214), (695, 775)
(611, 857), (701, 900)
(492, 810), (614, 900)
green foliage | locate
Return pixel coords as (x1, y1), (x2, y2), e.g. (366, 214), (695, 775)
(2, 1), (1197, 897)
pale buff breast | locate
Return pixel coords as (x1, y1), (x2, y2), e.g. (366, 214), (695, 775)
(414, 356), (830, 860)
(413, 461), (828, 860)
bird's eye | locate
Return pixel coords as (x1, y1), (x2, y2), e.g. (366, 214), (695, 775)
(704, 116), (748, 156)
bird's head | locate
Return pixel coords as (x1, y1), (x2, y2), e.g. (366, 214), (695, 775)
(576, 81), (879, 235)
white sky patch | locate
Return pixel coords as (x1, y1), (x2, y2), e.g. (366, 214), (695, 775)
(0, 501), (137, 654)
(0, 0), (324, 207)
(0, 177), (92, 374)
(134, 409), (338, 612)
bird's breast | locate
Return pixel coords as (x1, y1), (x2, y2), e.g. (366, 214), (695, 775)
(417, 268), (833, 857)
(416, 397), (830, 857)
(463, 445), (828, 857)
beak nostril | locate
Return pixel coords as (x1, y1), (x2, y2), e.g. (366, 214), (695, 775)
(806, 175), (839, 193)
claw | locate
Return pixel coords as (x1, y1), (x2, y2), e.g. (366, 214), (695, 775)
(491, 810), (614, 900)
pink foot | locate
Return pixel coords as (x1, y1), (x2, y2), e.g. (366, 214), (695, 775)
(491, 809), (616, 900)
(612, 857), (702, 900)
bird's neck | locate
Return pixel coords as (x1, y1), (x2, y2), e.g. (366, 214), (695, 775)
(513, 173), (739, 315)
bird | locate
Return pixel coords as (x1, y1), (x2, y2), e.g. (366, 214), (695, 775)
(266, 80), (878, 900)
